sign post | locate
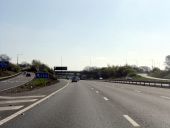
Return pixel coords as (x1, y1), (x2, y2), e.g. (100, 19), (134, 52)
(35, 72), (49, 79)
(54, 67), (67, 71)
(54, 66), (67, 78)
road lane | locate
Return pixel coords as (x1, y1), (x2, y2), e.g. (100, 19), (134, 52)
(85, 81), (170, 128)
(2, 80), (170, 128)
(138, 73), (170, 81)
(2, 81), (132, 128)
(98, 81), (170, 99)
(0, 73), (34, 91)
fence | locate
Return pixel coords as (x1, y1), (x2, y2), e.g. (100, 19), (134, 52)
(110, 80), (170, 88)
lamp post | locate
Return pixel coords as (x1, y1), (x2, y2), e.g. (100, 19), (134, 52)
(17, 54), (23, 66)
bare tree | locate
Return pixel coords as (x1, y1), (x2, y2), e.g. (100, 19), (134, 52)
(0, 54), (11, 62)
(165, 55), (170, 70)
(139, 66), (151, 73)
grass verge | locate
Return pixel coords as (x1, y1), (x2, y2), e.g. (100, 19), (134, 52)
(109, 75), (168, 82)
(3, 78), (59, 93)
(0, 70), (18, 77)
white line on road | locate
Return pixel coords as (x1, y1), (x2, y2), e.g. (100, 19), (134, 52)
(160, 96), (170, 100)
(96, 91), (99, 94)
(0, 95), (46, 100)
(123, 115), (140, 127)
(0, 82), (70, 126)
(134, 90), (142, 93)
(91, 88), (94, 90)
(0, 106), (23, 111)
(103, 97), (109, 101)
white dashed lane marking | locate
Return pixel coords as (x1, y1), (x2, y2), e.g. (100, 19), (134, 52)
(103, 97), (109, 101)
(96, 91), (99, 94)
(123, 115), (140, 127)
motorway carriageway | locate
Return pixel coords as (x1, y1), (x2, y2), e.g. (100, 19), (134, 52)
(1, 80), (170, 128)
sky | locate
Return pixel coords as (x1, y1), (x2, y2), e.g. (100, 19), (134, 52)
(1, 0), (170, 70)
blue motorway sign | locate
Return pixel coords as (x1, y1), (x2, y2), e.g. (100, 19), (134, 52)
(0, 61), (9, 69)
(36, 72), (49, 78)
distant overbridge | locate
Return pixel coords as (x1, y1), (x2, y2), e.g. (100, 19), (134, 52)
(55, 70), (82, 78)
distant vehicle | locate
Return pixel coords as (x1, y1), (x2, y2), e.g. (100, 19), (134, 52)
(72, 76), (78, 82)
(99, 77), (103, 80)
(76, 77), (80, 81)
(26, 73), (31, 77)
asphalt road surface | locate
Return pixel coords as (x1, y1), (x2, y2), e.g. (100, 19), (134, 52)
(2, 80), (170, 128)
(0, 73), (34, 91)
(138, 73), (170, 81)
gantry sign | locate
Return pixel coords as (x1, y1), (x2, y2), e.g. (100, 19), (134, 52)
(54, 67), (67, 71)
(54, 66), (68, 78)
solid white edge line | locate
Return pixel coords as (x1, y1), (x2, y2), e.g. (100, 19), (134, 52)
(160, 96), (170, 99)
(0, 106), (23, 111)
(103, 97), (109, 101)
(0, 82), (70, 126)
(123, 115), (140, 127)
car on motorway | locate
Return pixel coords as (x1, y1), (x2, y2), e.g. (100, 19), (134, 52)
(71, 76), (78, 82)
(26, 73), (31, 77)
(99, 77), (103, 80)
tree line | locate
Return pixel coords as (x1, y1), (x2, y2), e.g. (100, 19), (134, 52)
(0, 54), (56, 79)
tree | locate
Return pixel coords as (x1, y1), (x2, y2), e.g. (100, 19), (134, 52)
(0, 54), (10, 62)
(82, 66), (99, 79)
(31, 59), (55, 77)
(165, 55), (170, 70)
(139, 66), (151, 73)
(21, 61), (30, 66)
(152, 67), (161, 73)
(32, 60), (42, 71)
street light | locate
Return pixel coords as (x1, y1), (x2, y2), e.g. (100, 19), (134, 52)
(17, 54), (23, 66)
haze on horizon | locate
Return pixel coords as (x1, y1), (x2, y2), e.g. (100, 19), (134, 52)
(1, 0), (170, 70)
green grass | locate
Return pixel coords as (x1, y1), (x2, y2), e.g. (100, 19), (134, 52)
(111, 75), (163, 82)
(131, 75), (152, 81)
(29, 78), (49, 87)
(149, 71), (170, 79)
(3, 78), (59, 93)
(0, 70), (17, 77)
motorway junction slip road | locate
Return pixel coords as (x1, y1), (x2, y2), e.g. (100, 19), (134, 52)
(0, 76), (170, 127)
(0, 73), (34, 91)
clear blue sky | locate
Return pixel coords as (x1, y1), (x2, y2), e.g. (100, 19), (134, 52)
(1, 0), (170, 70)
